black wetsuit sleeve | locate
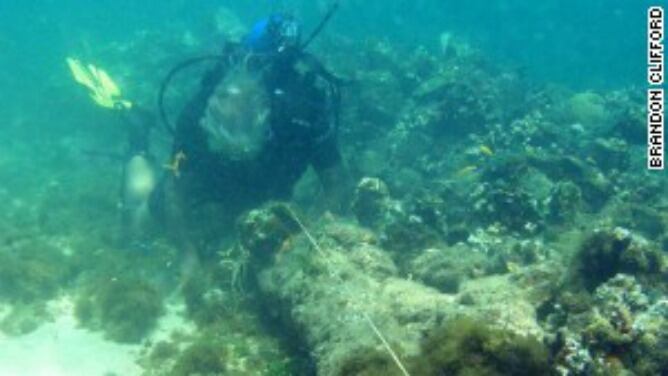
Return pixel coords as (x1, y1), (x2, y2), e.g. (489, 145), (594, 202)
(172, 62), (228, 153)
(122, 106), (154, 157)
(172, 41), (244, 153)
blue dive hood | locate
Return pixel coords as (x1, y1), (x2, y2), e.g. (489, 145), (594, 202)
(243, 14), (300, 54)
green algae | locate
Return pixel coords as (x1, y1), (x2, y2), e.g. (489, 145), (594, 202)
(170, 335), (227, 376)
(182, 270), (231, 326)
(75, 276), (163, 343)
(0, 240), (73, 303)
(336, 348), (405, 376)
(0, 302), (49, 336)
(411, 317), (550, 376)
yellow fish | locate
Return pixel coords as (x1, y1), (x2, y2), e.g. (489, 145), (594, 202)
(455, 165), (478, 177)
(506, 261), (521, 273)
(164, 151), (187, 178)
(479, 145), (494, 156)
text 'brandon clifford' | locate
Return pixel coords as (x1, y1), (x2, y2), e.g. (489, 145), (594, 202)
(648, 6), (664, 170)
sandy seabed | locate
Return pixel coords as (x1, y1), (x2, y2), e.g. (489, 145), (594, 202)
(0, 296), (192, 376)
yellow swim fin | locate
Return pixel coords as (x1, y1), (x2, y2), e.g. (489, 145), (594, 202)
(66, 57), (132, 110)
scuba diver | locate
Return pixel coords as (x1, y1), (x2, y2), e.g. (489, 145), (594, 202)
(68, 6), (350, 256)
(155, 8), (351, 255)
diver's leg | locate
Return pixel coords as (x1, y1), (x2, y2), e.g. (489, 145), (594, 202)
(118, 106), (157, 247)
(120, 154), (158, 248)
(159, 174), (203, 286)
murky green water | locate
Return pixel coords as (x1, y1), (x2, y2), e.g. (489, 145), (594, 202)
(0, 1), (665, 375)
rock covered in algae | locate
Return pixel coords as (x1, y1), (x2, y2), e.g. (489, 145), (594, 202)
(547, 180), (584, 224)
(237, 203), (300, 263)
(528, 155), (613, 211)
(169, 333), (227, 376)
(568, 227), (665, 292)
(589, 137), (630, 172)
(564, 91), (610, 131)
(473, 186), (542, 233)
(254, 220), (454, 375)
(552, 274), (668, 375)
(603, 202), (668, 241)
(607, 88), (645, 145)
(251, 214), (560, 375)
(351, 177), (443, 254)
(352, 177), (392, 228)
(410, 316), (550, 376)
(409, 246), (486, 293)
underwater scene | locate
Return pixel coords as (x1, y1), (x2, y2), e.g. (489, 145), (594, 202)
(0, 0), (666, 375)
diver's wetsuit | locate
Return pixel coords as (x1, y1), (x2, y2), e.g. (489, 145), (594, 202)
(169, 43), (343, 220)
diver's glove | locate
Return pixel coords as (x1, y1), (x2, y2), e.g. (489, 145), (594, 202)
(66, 57), (132, 110)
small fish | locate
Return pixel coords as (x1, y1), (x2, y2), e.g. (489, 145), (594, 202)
(506, 261), (521, 273)
(226, 85), (241, 95)
(164, 151), (187, 178)
(479, 145), (494, 156)
(455, 165), (478, 177)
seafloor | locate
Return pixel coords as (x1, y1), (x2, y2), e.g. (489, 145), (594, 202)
(0, 7), (666, 376)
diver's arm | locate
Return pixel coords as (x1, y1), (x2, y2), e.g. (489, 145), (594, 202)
(120, 105), (155, 157)
(165, 59), (231, 246)
(160, 48), (239, 270)
(299, 51), (350, 213)
(172, 42), (242, 145)
(173, 61), (228, 143)
(300, 52), (343, 85)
